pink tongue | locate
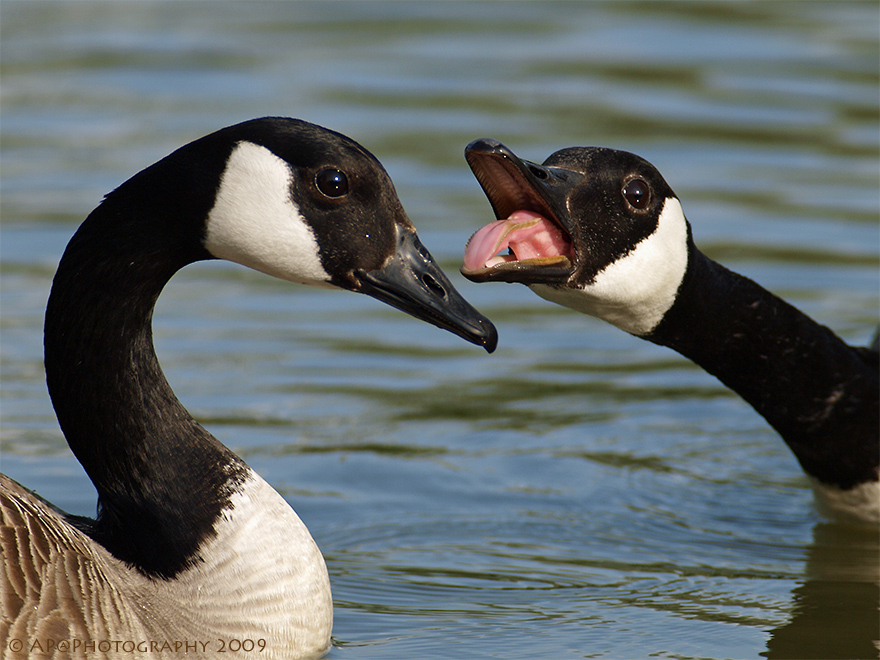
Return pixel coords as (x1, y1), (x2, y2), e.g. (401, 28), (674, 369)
(463, 210), (569, 271)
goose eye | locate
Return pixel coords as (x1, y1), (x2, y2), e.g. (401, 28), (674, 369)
(316, 168), (349, 197)
(623, 179), (650, 210)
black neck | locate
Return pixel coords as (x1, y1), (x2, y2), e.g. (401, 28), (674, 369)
(647, 241), (879, 489)
(45, 161), (248, 578)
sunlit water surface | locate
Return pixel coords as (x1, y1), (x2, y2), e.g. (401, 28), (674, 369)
(1, 3), (878, 659)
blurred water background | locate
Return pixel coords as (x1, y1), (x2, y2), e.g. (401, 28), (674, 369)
(1, 2), (878, 658)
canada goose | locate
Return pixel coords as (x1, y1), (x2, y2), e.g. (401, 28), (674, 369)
(461, 138), (878, 523)
(0, 117), (497, 660)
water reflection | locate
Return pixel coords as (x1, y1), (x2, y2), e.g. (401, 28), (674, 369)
(765, 522), (879, 659)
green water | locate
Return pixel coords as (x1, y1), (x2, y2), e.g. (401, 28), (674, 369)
(2, 3), (878, 658)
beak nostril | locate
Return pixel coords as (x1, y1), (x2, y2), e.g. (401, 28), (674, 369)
(528, 165), (548, 180)
(422, 273), (447, 299)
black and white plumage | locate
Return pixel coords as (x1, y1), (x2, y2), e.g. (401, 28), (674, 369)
(461, 138), (878, 523)
(0, 117), (497, 660)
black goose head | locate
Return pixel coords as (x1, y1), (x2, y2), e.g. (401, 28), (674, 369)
(45, 118), (499, 578)
(461, 139), (689, 336)
(201, 118), (496, 351)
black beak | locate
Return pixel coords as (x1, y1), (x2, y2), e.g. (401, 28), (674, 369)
(462, 139), (582, 284)
(355, 228), (498, 352)
(464, 138), (581, 225)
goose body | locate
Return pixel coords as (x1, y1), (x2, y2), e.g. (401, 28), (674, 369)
(461, 139), (878, 523)
(1, 117), (496, 660)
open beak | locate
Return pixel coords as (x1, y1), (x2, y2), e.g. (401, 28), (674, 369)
(355, 227), (498, 352)
(462, 138), (580, 285)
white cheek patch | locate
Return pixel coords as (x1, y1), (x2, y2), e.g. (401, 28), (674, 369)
(204, 141), (333, 286)
(532, 197), (689, 336)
